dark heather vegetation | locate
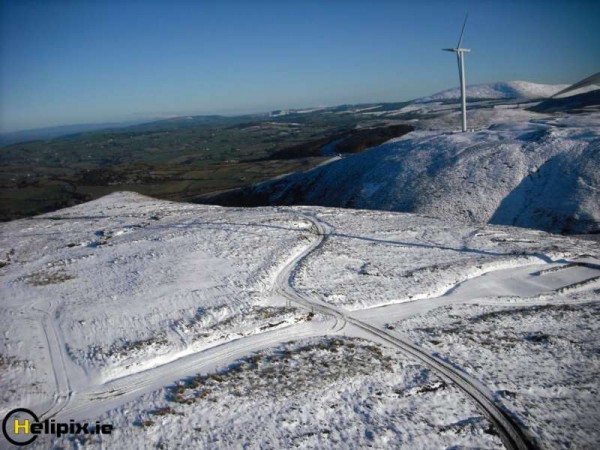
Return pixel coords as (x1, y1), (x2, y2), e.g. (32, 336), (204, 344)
(265, 124), (413, 159)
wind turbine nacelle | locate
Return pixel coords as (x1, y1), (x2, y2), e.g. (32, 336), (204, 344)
(442, 48), (471, 53)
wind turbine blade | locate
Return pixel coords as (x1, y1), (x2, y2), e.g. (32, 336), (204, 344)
(457, 13), (468, 48)
(442, 48), (456, 52)
(551, 71), (600, 98)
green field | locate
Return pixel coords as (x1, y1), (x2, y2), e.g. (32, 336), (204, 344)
(0, 103), (412, 220)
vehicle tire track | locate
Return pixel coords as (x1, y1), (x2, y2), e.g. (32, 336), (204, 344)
(31, 303), (73, 420)
(53, 321), (328, 421)
(280, 210), (536, 450)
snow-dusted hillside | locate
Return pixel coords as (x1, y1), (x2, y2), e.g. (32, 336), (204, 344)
(220, 113), (600, 234)
(2, 82), (600, 450)
(419, 81), (568, 102)
(1, 192), (599, 449)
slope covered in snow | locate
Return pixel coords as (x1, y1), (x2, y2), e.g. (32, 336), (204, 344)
(1, 192), (599, 449)
(418, 80), (570, 102)
(214, 113), (600, 234)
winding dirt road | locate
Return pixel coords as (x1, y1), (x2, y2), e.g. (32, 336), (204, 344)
(274, 211), (536, 450)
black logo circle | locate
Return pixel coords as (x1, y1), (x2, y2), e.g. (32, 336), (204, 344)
(2, 408), (39, 446)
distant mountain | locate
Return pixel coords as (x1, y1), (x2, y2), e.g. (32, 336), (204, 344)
(417, 81), (575, 102)
(0, 104), (393, 147)
(0, 115), (265, 146)
(200, 115), (600, 234)
(0, 120), (151, 146)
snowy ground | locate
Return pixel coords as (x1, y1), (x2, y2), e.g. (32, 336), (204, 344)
(0, 193), (323, 408)
(391, 290), (600, 449)
(1, 191), (599, 449)
(292, 208), (597, 310)
(42, 338), (504, 449)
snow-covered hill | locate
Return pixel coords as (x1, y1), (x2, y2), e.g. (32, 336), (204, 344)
(416, 80), (592, 102)
(214, 113), (600, 234)
(2, 84), (600, 449)
(1, 192), (599, 449)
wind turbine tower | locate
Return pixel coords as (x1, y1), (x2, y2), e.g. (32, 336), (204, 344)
(443, 15), (470, 132)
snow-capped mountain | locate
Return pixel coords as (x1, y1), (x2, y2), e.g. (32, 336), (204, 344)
(418, 80), (573, 102)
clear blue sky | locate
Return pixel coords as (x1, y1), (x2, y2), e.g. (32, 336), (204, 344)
(1, 0), (598, 132)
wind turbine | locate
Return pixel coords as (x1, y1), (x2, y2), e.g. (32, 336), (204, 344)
(443, 15), (470, 132)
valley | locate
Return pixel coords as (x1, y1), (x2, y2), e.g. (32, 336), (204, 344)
(0, 104), (411, 221)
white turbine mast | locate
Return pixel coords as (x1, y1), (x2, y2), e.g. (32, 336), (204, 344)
(443, 14), (470, 132)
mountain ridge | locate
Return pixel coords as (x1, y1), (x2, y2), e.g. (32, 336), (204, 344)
(199, 114), (600, 235)
(417, 80), (599, 103)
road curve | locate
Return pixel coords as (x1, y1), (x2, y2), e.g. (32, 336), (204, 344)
(349, 319), (533, 450)
(279, 210), (536, 450)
